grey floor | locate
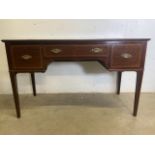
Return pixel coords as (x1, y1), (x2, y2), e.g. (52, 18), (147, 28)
(0, 93), (155, 135)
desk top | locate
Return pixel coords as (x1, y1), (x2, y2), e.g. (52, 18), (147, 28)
(2, 38), (150, 43)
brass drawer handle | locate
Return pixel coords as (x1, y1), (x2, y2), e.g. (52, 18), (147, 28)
(21, 55), (32, 60)
(50, 48), (62, 54)
(121, 53), (132, 59)
(91, 48), (103, 53)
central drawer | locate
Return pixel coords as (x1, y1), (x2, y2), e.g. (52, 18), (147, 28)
(44, 44), (110, 58)
(75, 44), (110, 57)
(44, 45), (76, 57)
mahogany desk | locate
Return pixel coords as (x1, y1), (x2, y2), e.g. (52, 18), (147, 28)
(2, 39), (150, 118)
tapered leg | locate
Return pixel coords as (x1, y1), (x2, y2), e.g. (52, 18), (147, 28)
(31, 73), (36, 96)
(117, 71), (122, 95)
(133, 70), (144, 116)
(9, 72), (21, 118)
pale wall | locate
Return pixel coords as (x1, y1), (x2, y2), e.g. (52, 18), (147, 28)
(0, 19), (155, 94)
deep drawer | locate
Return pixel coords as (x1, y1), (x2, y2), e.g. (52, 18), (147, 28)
(10, 45), (43, 69)
(110, 44), (143, 69)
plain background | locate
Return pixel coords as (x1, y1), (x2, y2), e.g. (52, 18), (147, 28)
(0, 19), (155, 94)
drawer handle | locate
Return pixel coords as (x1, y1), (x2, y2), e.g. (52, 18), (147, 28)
(21, 55), (32, 60)
(121, 53), (132, 59)
(51, 48), (62, 54)
(91, 48), (103, 53)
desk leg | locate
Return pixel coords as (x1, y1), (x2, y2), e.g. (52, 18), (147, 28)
(31, 73), (36, 96)
(117, 71), (122, 95)
(9, 72), (21, 118)
(133, 70), (144, 116)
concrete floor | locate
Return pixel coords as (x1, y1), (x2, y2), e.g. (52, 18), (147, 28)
(0, 93), (155, 134)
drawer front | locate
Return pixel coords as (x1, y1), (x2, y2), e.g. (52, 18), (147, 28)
(44, 45), (76, 57)
(75, 44), (110, 57)
(110, 44), (143, 69)
(10, 45), (43, 69)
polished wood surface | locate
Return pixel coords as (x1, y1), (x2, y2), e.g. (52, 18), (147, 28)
(111, 44), (143, 68)
(10, 45), (43, 69)
(2, 39), (150, 118)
